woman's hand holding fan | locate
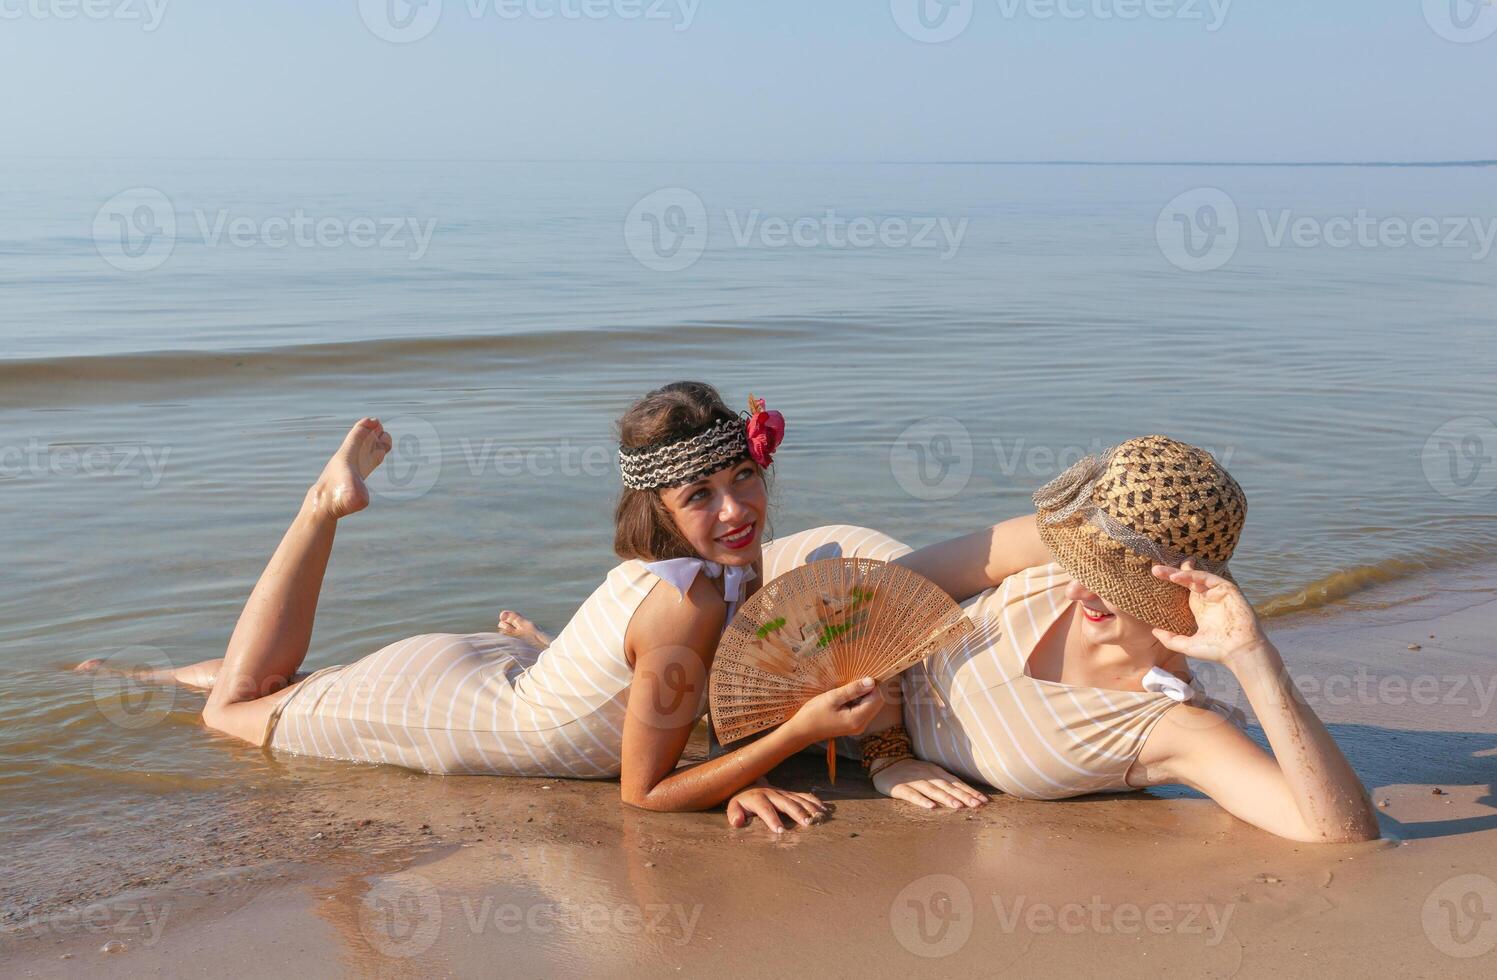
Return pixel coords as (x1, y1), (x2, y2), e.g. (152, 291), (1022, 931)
(709, 558), (975, 781)
(777, 676), (886, 744)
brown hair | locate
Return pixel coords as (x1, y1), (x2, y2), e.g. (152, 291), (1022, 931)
(613, 382), (767, 562)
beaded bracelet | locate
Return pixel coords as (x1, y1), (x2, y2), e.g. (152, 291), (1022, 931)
(860, 726), (914, 776)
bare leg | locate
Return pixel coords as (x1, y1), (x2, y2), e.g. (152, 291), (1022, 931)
(74, 656), (228, 690)
(201, 418), (391, 744)
(73, 656), (310, 692)
(498, 610), (553, 651)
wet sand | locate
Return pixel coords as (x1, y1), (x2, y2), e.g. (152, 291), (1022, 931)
(7, 584), (1497, 978)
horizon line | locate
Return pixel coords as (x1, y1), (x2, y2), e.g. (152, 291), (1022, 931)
(1, 155), (1494, 168)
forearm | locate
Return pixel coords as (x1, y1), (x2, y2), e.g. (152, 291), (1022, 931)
(625, 724), (813, 813)
(1232, 643), (1379, 841)
(895, 514), (1049, 603)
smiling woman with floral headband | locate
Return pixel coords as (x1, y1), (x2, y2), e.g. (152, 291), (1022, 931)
(96, 382), (978, 830)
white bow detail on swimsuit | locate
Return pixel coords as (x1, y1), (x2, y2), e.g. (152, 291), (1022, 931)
(1141, 666), (1196, 703)
(644, 558), (757, 604)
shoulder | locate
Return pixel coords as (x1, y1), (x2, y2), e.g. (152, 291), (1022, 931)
(626, 571), (728, 662)
(1131, 702), (1255, 787)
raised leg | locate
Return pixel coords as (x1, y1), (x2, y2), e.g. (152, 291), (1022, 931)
(201, 418), (391, 744)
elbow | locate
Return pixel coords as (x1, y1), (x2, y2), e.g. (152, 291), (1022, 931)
(619, 785), (656, 811)
(619, 784), (684, 813)
(1288, 811), (1382, 845)
(1335, 810), (1384, 844)
(1302, 825), (1381, 845)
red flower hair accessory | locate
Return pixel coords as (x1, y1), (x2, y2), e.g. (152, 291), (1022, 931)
(745, 394), (785, 468)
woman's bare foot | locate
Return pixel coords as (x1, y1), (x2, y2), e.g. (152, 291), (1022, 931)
(307, 418), (393, 521)
(498, 611), (552, 650)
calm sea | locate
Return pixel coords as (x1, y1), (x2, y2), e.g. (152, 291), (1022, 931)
(2, 159), (1494, 919)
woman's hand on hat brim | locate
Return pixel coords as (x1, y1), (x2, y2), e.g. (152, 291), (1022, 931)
(1149, 561), (1272, 668)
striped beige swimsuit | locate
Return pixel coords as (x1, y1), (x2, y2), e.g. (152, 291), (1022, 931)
(266, 525), (906, 778)
(901, 562), (1189, 799)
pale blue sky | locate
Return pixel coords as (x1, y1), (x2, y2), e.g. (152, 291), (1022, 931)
(1, 0), (1491, 161)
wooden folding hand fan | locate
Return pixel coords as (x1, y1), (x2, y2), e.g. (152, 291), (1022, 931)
(709, 558), (975, 781)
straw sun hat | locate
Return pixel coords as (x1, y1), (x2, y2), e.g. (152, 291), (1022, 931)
(1032, 435), (1247, 636)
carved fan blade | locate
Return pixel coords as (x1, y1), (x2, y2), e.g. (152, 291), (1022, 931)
(709, 558), (974, 746)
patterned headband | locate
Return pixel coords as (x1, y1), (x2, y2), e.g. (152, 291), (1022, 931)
(619, 417), (750, 491)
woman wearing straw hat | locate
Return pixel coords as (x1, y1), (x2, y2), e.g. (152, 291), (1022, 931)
(864, 434), (1380, 842)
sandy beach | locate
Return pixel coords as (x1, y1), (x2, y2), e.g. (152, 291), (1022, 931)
(7, 567), (1496, 978)
(6, 3), (1495, 976)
